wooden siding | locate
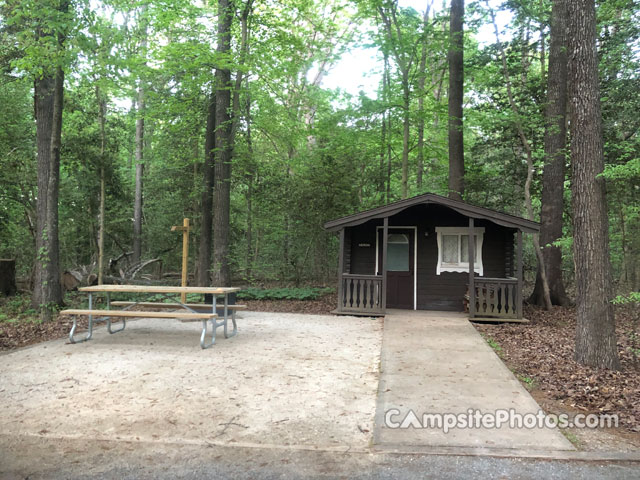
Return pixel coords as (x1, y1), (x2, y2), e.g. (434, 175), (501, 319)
(344, 228), (352, 273)
(504, 229), (515, 278)
(345, 204), (515, 311)
(349, 223), (378, 275)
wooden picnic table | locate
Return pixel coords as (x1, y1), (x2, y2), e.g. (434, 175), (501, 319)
(61, 285), (243, 349)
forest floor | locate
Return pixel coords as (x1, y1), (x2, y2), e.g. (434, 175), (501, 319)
(1, 292), (639, 453)
(474, 304), (640, 452)
(0, 293), (96, 351)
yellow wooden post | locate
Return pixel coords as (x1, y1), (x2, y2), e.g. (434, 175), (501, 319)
(171, 218), (190, 303)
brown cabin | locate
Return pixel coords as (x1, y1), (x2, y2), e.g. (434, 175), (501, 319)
(324, 193), (540, 320)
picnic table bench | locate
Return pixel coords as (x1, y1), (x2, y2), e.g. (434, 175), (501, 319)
(60, 285), (243, 349)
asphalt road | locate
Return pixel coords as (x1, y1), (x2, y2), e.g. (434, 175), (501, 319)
(1, 435), (639, 479)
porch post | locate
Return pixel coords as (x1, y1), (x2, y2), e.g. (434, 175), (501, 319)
(381, 217), (388, 311)
(337, 228), (345, 312)
(516, 229), (523, 319)
(468, 217), (475, 318)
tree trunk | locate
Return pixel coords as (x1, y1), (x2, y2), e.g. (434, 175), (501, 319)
(212, 0), (233, 287)
(230, 0), (253, 141)
(568, 0), (620, 370)
(416, 34), (427, 192)
(384, 53), (392, 203)
(401, 78), (410, 199)
(529, 0), (571, 307)
(245, 93), (254, 279)
(96, 86), (107, 285)
(380, 108), (386, 198)
(132, 88), (144, 264)
(428, 68), (445, 185)
(0, 259), (17, 296)
(380, 50), (388, 200)
(416, 6), (431, 191)
(196, 95), (216, 286)
(98, 168), (106, 283)
(386, 112), (392, 203)
(32, 65), (65, 316)
(246, 176), (253, 278)
(448, 0), (464, 200)
(132, 6), (147, 265)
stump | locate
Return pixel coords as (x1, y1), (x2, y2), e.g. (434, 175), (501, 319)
(0, 259), (17, 296)
(61, 271), (82, 291)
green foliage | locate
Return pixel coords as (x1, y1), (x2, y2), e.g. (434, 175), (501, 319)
(143, 293), (206, 303)
(0, 293), (39, 323)
(0, 73), (36, 274)
(561, 430), (581, 447)
(517, 374), (537, 390)
(481, 333), (503, 358)
(0, 0), (637, 297)
(237, 287), (334, 301)
(486, 337), (502, 353)
(612, 292), (640, 305)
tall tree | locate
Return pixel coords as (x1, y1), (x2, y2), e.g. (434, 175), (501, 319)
(447, 0), (464, 200)
(567, 0), (620, 369)
(31, 0), (71, 318)
(378, 0), (418, 199)
(529, 0), (571, 307)
(416, 2), (446, 192)
(196, 95), (215, 286)
(212, 0), (234, 286)
(230, 0), (253, 142)
(416, 5), (431, 191)
(95, 86), (107, 285)
(197, 0), (252, 287)
(383, 51), (392, 203)
(132, 3), (147, 265)
(488, 3), (553, 311)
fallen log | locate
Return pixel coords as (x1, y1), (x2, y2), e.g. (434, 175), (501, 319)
(109, 251), (133, 274)
(93, 275), (154, 286)
(61, 270), (82, 291)
(125, 258), (161, 280)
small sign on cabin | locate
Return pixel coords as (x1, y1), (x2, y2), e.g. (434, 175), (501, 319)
(358, 243), (371, 248)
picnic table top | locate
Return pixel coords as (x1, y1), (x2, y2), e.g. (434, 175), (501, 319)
(78, 285), (240, 295)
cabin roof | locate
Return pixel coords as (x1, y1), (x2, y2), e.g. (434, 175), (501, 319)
(323, 193), (540, 233)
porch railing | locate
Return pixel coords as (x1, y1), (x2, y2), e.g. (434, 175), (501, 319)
(339, 274), (383, 314)
(471, 277), (519, 319)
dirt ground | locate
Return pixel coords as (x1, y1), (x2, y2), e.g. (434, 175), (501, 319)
(2, 293), (639, 453)
(0, 312), (383, 450)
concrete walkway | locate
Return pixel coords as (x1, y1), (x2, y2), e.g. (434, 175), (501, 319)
(374, 310), (574, 452)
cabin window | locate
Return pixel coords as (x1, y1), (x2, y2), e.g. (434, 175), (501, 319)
(435, 227), (484, 275)
(387, 234), (410, 271)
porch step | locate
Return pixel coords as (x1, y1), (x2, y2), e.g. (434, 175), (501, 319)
(470, 316), (529, 324)
(330, 309), (384, 317)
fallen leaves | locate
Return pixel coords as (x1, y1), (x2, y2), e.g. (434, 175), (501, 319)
(244, 294), (336, 315)
(0, 314), (90, 351)
(475, 304), (640, 432)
